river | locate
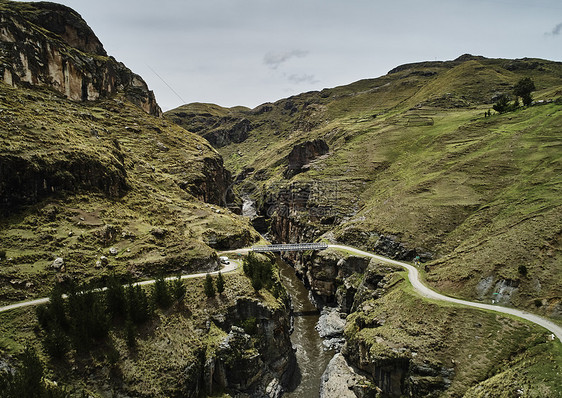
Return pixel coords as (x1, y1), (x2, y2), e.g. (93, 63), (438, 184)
(278, 259), (334, 397)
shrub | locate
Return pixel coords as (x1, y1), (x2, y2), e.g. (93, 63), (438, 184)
(518, 265), (528, 277)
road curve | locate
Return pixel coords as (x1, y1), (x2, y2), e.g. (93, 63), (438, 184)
(0, 259), (241, 314)
(1, 246), (560, 344)
(328, 244), (562, 343)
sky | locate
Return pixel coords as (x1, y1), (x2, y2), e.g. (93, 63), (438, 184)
(17, 0), (562, 111)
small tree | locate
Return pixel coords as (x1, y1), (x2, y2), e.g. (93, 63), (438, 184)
(42, 323), (69, 359)
(204, 273), (215, 297)
(513, 77), (536, 106)
(152, 275), (172, 308)
(126, 284), (151, 324)
(216, 272), (225, 295)
(171, 275), (186, 302)
(493, 94), (512, 113)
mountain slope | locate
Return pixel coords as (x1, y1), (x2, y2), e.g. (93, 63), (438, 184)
(0, 1), (260, 305)
(166, 55), (562, 316)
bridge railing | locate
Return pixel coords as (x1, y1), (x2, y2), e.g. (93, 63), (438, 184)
(252, 243), (328, 252)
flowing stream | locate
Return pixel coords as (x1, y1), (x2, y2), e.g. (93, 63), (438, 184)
(278, 259), (334, 397)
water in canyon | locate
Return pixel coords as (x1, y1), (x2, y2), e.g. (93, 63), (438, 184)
(278, 259), (334, 397)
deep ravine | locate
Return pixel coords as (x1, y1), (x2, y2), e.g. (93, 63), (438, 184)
(278, 259), (334, 397)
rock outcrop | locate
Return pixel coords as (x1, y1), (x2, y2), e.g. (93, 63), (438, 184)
(0, 150), (128, 210)
(320, 353), (377, 398)
(284, 139), (329, 178)
(183, 298), (296, 397)
(0, 2), (161, 116)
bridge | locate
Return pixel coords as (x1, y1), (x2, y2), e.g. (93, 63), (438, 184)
(252, 243), (328, 252)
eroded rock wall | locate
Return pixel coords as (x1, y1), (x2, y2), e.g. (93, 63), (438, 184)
(183, 298), (296, 397)
(0, 2), (161, 116)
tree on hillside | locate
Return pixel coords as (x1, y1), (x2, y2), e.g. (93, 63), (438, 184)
(171, 275), (186, 301)
(493, 94), (512, 113)
(513, 77), (536, 106)
(152, 275), (172, 308)
(216, 272), (225, 295)
(204, 273), (215, 297)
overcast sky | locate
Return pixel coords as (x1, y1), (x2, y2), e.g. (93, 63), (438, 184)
(21, 0), (562, 111)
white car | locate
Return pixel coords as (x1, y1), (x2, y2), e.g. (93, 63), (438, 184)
(219, 256), (230, 265)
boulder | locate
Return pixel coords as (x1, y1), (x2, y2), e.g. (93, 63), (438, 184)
(51, 257), (64, 270)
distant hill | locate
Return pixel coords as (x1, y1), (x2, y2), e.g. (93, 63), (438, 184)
(166, 55), (562, 316)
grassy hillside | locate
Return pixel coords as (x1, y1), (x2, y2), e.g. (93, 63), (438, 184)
(0, 82), (260, 307)
(166, 55), (562, 316)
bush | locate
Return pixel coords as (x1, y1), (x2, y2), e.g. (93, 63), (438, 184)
(240, 317), (258, 335)
(0, 250), (6, 260)
(493, 94), (517, 113)
(518, 265), (528, 277)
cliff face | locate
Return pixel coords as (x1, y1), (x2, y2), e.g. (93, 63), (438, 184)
(0, 1), (161, 116)
(182, 298), (296, 398)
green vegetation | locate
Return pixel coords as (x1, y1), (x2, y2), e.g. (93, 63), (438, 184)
(152, 275), (173, 308)
(344, 264), (562, 397)
(0, 346), (69, 398)
(204, 273), (216, 297)
(0, 79), (260, 307)
(167, 56), (562, 314)
(242, 252), (274, 291)
(514, 77), (536, 106)
(216, 271), (225, 295)
(0, 269), (286, 397)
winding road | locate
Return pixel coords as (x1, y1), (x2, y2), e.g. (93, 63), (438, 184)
(1, 244), (560, 344)
(328, 244), (562, 343)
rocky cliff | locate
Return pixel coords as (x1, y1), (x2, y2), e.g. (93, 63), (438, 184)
(279, 249), (559, 397)
(184, 298), (296, 397)
(0, 1), (161, 116)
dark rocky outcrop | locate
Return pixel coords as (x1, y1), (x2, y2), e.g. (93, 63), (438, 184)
(0, 2), (161, 116)
(284, 139), (329, 178)
(0, 151), (128, 210)
(184, 298), (296, 397)
(202, 117), (252, 148)
(178, 154), (234, 206)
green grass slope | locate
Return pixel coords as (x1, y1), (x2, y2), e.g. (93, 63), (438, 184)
(0, 82), (260, 306)
(165, 55), (562, 317)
